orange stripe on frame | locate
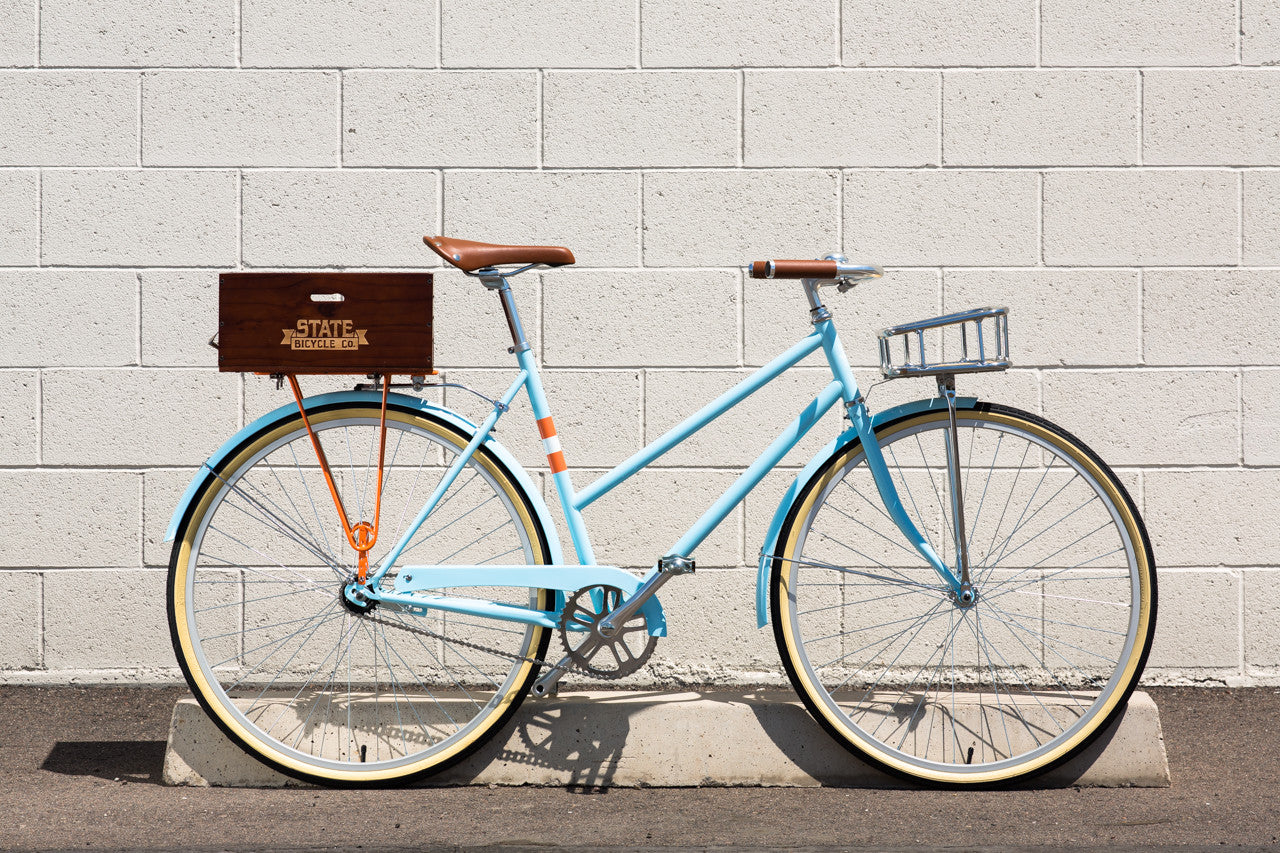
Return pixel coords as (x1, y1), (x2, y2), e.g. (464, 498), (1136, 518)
(536, 416), (556, 439)
(547, 451), (567, 473)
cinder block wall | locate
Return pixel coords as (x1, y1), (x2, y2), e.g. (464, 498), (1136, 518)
(1, 0), (1276, 686)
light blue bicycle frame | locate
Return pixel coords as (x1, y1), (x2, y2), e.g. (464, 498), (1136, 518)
(353, 272), (962, 633)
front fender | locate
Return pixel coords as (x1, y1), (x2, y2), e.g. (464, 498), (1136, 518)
(754, 395), (978, 628)
(163, 390), (565, 566)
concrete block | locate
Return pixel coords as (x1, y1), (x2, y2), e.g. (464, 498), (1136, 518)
(0, 169), (35, 265)
(242, 0), (435, 68)
(443, 0), (633, 68)
(140, 270), (218, 368)
(643, 0), (837, 67)
(41, 170), (236, 267)
(943, 70), (1138, 167)
(842, 0), (1035, 66)
(1147, 570), (1240, 670)
(1042, 170), (1238, 266)
(1145, 470), (1280, 567)
(444, 171), (639, 267)
(542, 269), (738, 367)
(642, 171), (838, 267)
(1244, 171), (1280, 265)
(1145, 269), (1280, 365)
(39, 0), (234, 66)
(544, 72), (737, 167)
(1243, 0), (1280, 65)
(946, 269), (1141, 367)
(844, 171), (1037, 266)
(431, 272), (532, 369)
(0, 0), (34, 66)
(745, 70), (938, 167)
(242, 170), (438, 268)
(1042, 370), (1238, 466)
(1243, 370), (1280, 466)
(745, 269), (940, 368)
(163, 689), (1170, 788)
(0, 71), (136, 165)
(578, 468), (742, 568)
(42, 570), (173, 671)
(0, 471), (139, 567)
(1245, 569), (1280, 668)
(0, 270), (137, 367)
(641, 570), (779, 683)
(143, 468), (197, 567)
(1041, 0), (1236, 66)
(0, 371), (36, 464)
(0, 571), (39, 670)
(142, 71), (337, 167)
(343, 72), (537, 167)
(643, 368), (844, 468)
(1145, 71), (1280, 166)
(41, 369), (239, 466)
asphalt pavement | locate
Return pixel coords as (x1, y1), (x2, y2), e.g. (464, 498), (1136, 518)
(0, 685), (1277, 852)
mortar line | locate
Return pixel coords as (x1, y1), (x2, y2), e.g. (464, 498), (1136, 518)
(1138, 70), (1145, 166)
(35, 369), (43, 466)
(1237, 368), (1245, 466)
(135, 272), (143, 366)
(1238, 0), (1244, 65)
(635, 0), (642, 68)
(236, 0), (242, 67)
(537, 70), (545, 169)
(436, 0), (443, 68)
(638, 171), (646, 266)
(639, 368), (647, 448)
(1238, 170), (1245, 266)
(38, 571), (45, 670)
(837, 0), (843, 65)
(337, 72), (345, 167)
(136, 471), (145, 570)
(136, 75), (144, 166)
(738, 69), (745, 167)
(937, 70), (945, 166)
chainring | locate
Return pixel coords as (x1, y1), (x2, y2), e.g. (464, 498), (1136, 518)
(558, 584), (657, 679)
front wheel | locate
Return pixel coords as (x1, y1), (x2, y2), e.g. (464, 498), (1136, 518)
(168, 401), (553, 786)
(771, 403), (1156, 786)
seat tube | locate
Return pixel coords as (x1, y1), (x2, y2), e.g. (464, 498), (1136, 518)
(485, 272), (598, 566)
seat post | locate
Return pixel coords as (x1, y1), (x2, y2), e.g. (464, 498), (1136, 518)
(478, 269), (531, 355)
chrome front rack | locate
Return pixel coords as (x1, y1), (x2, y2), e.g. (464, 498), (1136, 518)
(878, 307), (1011, 379)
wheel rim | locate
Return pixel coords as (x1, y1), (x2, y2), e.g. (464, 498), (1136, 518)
(172, 407), (549, 780)
(778, 409), (1153, 782)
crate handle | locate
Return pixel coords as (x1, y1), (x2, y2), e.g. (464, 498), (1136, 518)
(310, 292), (346, 302)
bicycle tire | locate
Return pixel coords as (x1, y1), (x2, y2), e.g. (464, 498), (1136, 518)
(168, 401), (553, 786)
(771, 403), (1156, 786)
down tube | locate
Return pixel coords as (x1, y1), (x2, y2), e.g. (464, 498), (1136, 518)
(668, 380), (846, 559)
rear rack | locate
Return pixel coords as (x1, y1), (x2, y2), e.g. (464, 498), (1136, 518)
(878, 307), (1011, 379)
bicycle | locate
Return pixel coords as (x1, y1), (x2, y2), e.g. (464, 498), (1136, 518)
(166, 236), (1157, 787)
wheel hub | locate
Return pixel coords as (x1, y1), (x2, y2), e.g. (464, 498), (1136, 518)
(341, 579), (377, 615)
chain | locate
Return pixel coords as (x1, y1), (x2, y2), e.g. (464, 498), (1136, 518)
(360, 609), (591, 678)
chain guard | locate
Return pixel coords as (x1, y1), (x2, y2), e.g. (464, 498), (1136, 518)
(559, 584), (657, 679)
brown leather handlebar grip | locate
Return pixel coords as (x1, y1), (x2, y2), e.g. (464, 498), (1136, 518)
(749, 259), (839, 279)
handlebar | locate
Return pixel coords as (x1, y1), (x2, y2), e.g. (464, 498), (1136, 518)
(748, 259), (883, 281)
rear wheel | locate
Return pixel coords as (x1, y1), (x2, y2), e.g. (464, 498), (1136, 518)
(771, 404), (1156, 785)
(168, 402), (552, 786)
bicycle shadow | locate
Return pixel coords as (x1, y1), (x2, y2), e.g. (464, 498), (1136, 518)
(436, 689), (1145, 790)
(40, 740), (168, 785)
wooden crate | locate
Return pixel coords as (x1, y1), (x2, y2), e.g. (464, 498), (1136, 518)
(218, 272), (433, 375)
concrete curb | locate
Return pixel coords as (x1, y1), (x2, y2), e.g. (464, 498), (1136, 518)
(163, 690), (1169, 788)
